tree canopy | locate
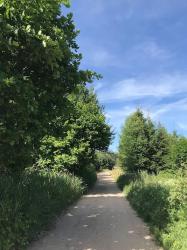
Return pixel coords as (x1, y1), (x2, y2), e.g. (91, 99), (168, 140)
(118, 109), (169, 173)
(0, 0), (111, 174)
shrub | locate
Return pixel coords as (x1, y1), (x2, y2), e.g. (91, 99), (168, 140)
(77, 165), (97, 189)
(112, 168), (140, 190)
(166, 135), (187, 171)
(121, 171), (187, 250)
(126, 174), (170, 229)
(0, 170), (84, 250)
(95, 151), (116, 171)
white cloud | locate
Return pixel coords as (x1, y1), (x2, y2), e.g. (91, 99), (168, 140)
(97, 73), (187, 103)
(95, 72), (187, 145)
(151, 98), (187, 119)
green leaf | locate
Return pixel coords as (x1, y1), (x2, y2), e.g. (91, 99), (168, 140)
(0, 1), (4, 8)
(61, 0), (70, 7)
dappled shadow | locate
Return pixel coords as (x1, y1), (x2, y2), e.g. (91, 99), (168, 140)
(28, 171), (161, 250)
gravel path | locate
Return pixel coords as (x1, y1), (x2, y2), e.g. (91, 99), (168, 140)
(28, 171), (162, 250)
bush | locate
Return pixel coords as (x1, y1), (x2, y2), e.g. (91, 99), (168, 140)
(0, 171), (84, 250)
(95, 151), (116, 171)
(77, 165), (97, 189)
(111, 168), (137, 190)
(121, 171), (187, 250)
(166, 135), (187, 171)
(126, 174), (170, 229)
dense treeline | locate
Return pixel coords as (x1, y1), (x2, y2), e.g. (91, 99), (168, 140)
(0, 1), (112, 249)
(117, 109), (187, 250)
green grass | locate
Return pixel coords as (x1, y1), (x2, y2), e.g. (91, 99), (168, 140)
(112, 168), (187, 250)
(0, 170), (84, 250)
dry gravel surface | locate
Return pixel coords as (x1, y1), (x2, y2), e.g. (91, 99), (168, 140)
(28, 171), (162, 250)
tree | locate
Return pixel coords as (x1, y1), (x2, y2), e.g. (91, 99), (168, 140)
(118, 109), (149, 172)
(0, 0), (96, 173)
(37, 86), (112, 173)
(149, 125), (169, 173)
(166, 134), (187, 171)
(118, 109), (169, 174)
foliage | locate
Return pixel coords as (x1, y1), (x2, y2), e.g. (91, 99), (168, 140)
(111, 167), (136, 190)
(0, 170), (84, 250)
(95, 151), (116, 171)
(115, 170), (187, 250)
(77, 164), (97, 189)
(37, 87), (112, 173)
(166, 134), (187, 171)
(111, 167), (124, 182)
(0, 1), (112, 249)
(118, 109), (169, 173)
(118, 109), (148, 172)
(112, 168), (139, 190)
(0, 0), (96, 173)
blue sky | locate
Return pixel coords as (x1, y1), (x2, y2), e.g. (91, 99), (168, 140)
(63, 0), (187, 151)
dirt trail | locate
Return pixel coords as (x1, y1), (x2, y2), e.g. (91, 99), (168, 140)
(28, 171), (162, 250)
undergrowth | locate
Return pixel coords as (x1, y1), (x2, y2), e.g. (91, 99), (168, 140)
(0, 170), (84, 250)
(112, 168), (187, 250)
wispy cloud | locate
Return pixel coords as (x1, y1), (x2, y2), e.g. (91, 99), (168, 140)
(97, 73), (187, 103)
(151, 98), (187, 118)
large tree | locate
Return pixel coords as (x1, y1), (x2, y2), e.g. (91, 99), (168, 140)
(0, 0), (96, 173)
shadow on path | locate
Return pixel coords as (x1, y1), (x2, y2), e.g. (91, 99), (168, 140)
(28, 171), (162, 250)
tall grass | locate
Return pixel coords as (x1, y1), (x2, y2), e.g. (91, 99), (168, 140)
(0, 171), (84, 250)
(112, 168), (187, 250)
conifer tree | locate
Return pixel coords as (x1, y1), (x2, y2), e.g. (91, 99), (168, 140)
(118, 109), (149, 172)
(149, 125), (169, 173)
(118, 109), (169, 174)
